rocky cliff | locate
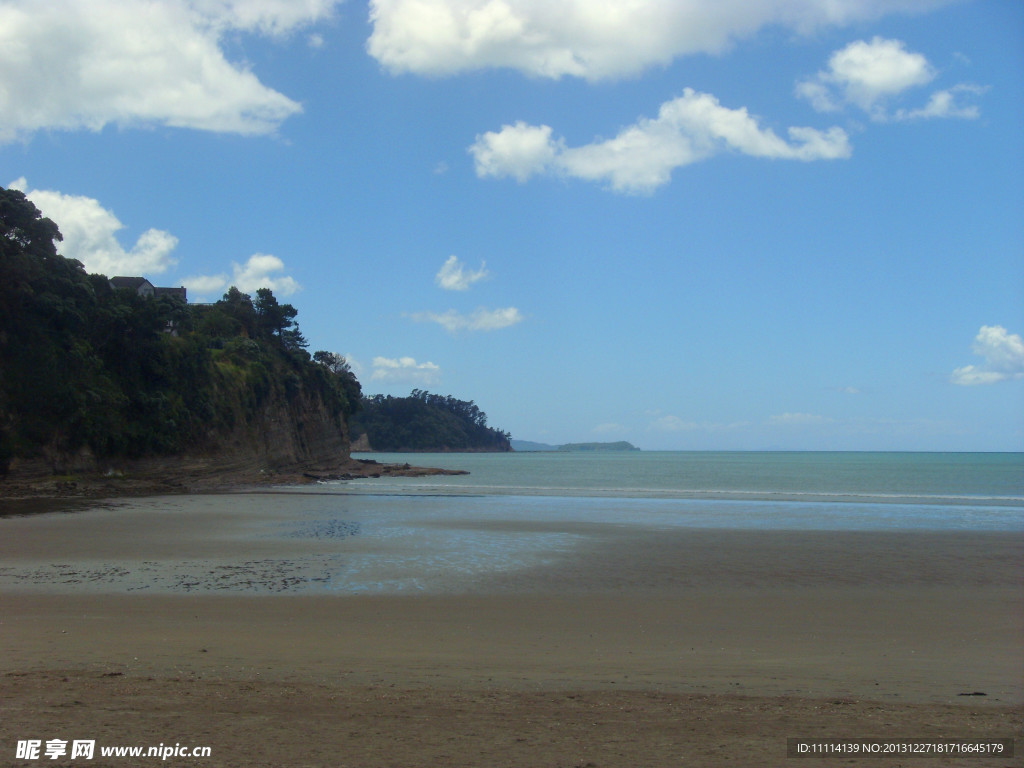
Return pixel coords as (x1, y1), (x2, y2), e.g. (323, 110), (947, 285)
(3, 380), (352, 489)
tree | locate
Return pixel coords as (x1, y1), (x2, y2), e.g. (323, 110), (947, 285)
(1, 187), (62, 260)
(348, 390), (510, 451)
(218, 287), (256, 337)
(313, 351), (351, 376)
(313, 351), (362, 415)
(254, 287), (306, 350)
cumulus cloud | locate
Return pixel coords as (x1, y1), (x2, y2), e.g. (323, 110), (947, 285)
(370, 356), (442, 385)
(367, 0), (949, 81)
(470, 123), (561, 182)
(409, 306), (523, 333)
(179, 274), (230, 294)
(797, 37), (984, 121)
(436, 255), (489, 290)
(470, 89), (850, 194)
(0, 0), (338, 143)
(182, 253), (301, 297)
(9, 177), (179, 275)
(951, 325), (1024, 386)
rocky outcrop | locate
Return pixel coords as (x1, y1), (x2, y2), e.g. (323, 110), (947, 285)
(0, 384), (471, 502)
(349, 432), (372, 452)
(1, 379), (350, 494)
(210, 384), (352, 476)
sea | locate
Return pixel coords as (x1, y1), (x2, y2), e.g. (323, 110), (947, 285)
(1, 452), (1021, 595)
(344, 451), (1024, 532)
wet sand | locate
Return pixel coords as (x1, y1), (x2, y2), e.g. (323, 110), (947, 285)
(1, 497), (1022, 766)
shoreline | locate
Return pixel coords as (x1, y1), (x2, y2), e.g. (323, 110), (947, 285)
(0, 457), (466, 509)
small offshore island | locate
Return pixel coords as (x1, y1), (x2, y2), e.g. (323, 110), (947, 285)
(0, 188), (495, 500)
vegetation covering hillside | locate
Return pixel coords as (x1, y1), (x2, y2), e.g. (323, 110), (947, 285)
(349, 390), (511, 452)
(0, 187), (359, 474)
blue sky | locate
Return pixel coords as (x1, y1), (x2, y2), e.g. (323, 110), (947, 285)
(2, 0), (1022, 450)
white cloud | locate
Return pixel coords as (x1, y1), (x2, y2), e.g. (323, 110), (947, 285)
(649, 415), (699, 433)
(951, 325), (1024, 386)
(409, 306), (523, 332)
(436, 255), (489, 291)
(371, 356), (442, 385)
(892, 84), (986, 121)
(0, 0), (338, 143)
(469, 122), (561, 182)
(648, 414), (752, 433)
(182, 253), (301, 297)
(180, 274), (230, 294)
(367, 0), (950, 81)
(768, 412), (831, 425)
(191, 0), (338, 36)
(797, 37), (984, 121)
(9, 177), (179, 275)
(471, 89), (850, 194)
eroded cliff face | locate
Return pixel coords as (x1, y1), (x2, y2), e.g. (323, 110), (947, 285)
(3, 383), (351, 485)
(217, 385), (352, 476)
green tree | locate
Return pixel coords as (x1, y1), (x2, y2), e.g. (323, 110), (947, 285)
(313, 351), (362, 415)
(254, 287), (306, 351)
(1, 185), (362, 473)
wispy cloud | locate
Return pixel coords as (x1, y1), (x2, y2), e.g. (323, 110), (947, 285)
(9, 177), (178, 275)
(370, 356), (441, 385)
(892, 84), (987, 121)
(409, 306), (523, 333)
(648, 414), (752, 433)
(768, 412), (832, 426)
(951, 325), (1024, 385)
(436, 255), (489, 291)
(470, 89), (850, 194)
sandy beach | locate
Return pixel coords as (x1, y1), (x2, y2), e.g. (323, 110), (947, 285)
(1, 495), (1021, 767)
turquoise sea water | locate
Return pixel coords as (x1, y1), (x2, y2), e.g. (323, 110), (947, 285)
(346, 451), (1024, 532)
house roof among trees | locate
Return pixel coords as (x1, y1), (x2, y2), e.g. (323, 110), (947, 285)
(109, 276), (154, 291)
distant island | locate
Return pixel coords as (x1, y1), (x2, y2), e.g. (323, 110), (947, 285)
(510, 440), (640, 452)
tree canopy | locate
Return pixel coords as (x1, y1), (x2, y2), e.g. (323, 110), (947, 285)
(0, 185), (357, 471)
(348, 390), (511, 452)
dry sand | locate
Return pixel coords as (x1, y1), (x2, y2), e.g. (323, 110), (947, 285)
(1, 497), (1021, 767)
